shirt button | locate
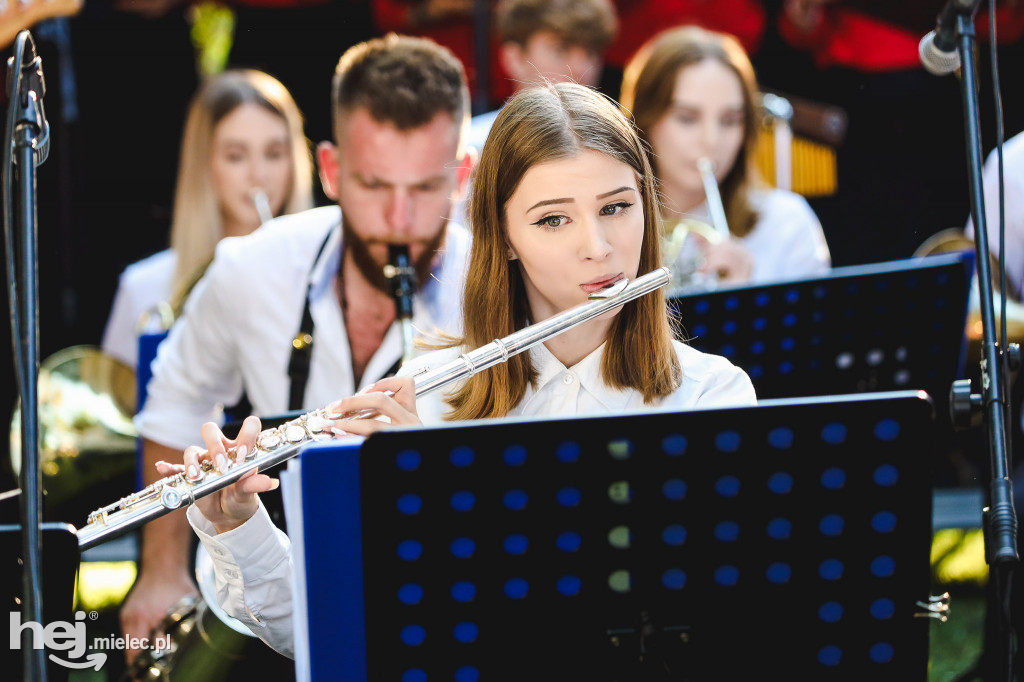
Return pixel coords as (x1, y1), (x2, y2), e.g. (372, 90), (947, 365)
(224, 569), (238, 579)
(563, 373), (574, 385)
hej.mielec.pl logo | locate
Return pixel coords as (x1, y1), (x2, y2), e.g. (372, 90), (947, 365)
(10, 610), (173, 670)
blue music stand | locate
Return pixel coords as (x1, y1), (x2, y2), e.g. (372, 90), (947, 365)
(287, 391), (935, 680)
(134, 330), (168, 489)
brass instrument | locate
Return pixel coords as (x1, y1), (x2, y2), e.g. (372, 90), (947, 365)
(661, 157), (730, 293)
(914, 228), (1024, 366)
(77, 267), (672, 550)
(8, 345), (137, 523)
(385, 244), (416, 365)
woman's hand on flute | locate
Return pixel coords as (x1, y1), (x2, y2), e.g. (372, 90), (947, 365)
(153, 416), (274, 534)
(324, 376), (421, 437)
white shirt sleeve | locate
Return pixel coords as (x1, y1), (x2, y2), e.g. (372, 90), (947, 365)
(186, 500), (295, 658)
(101, 274), (143, 369)
(744, 189), (831, 284)
(671, 342), (758, 409)
(134, 259), (246, 451)
(966, 134), (1024, 300)
(691, 360), (758, 407)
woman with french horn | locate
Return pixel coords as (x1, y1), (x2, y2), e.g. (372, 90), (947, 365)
(153, 82), (756, 658)
(100, 69), (314, 371)
(620, 25), (831, 289)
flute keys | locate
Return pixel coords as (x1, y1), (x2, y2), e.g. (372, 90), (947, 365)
(161, 487), (184, 510)
(284, 425), (306, 443)
(260, 434), (282, 450)
(305, 415), (328, 433)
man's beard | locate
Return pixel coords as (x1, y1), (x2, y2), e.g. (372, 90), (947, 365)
(342, 219), (448, 294)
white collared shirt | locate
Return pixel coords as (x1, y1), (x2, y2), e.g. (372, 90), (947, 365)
(403, 339), (756, 423)
(188, 339), (754, 658)
(135, 206), (471, 450)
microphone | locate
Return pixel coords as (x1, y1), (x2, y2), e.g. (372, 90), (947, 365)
(918, 0), (983, 76)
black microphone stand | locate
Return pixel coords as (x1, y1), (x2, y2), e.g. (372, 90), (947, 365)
(946, 4), (1020, 681)
(3, 29), (50, 682)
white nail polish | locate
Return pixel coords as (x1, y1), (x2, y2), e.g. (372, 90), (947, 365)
(187, 465), (198, 480)
(216, 454), (228, 472)
(331, 427), (348, 437)
(237, 445), (248, 461)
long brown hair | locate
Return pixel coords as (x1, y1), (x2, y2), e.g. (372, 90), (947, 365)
(619, 25), (762, 238)
(444, 82), (682, 421)
(169, 69), (313, 312)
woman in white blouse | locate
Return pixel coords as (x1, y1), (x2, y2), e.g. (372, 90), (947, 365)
(620, 25), (831, 289)
(101, 69), (313, 370)
(160, 82), (755, 657)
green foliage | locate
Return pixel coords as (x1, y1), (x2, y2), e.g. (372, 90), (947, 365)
(188, 2), (235, 78)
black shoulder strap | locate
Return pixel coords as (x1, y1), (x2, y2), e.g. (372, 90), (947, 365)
(286, 228), (336, 411)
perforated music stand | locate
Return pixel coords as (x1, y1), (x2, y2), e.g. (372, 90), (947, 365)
(289, 391), (935, 680)
(669, 252), (972, 406)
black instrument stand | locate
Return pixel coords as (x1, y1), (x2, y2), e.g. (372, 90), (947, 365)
(3, 29), (51, 682)
(945, 4), (1021, 681)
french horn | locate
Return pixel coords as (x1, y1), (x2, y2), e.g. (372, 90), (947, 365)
(914, 227), (1024, 366)
(8, 345), (137, 524)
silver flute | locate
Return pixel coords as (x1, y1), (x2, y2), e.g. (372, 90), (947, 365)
(76, 267), (672, 550)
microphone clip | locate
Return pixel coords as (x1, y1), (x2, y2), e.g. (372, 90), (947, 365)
(6, 32), (50, 166)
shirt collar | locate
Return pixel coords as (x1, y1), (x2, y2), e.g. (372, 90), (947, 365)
(525, 340), (636, 412)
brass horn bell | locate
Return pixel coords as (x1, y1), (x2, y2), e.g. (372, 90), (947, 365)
(8, 345), (138, 524)
(914, 228), (1024, 366)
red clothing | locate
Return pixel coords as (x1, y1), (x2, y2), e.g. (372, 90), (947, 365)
(606, 0), (767, 67)
(777, 3), (1024, 73)
(373, 0), (513, 106)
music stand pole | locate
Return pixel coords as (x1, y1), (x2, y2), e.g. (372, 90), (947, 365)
(953, 8), (1019, 680)
(3, 30), (49, 682)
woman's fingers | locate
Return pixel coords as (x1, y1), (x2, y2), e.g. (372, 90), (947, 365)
(330, 393), (419, 428)
(200, 422), (232, 473)
(236, 471), (280, 495)
(235, 416), (262, 459)
(335, 416), (391, 437)
(154, 460), (185, 476)
(183, 445), (208, 480)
